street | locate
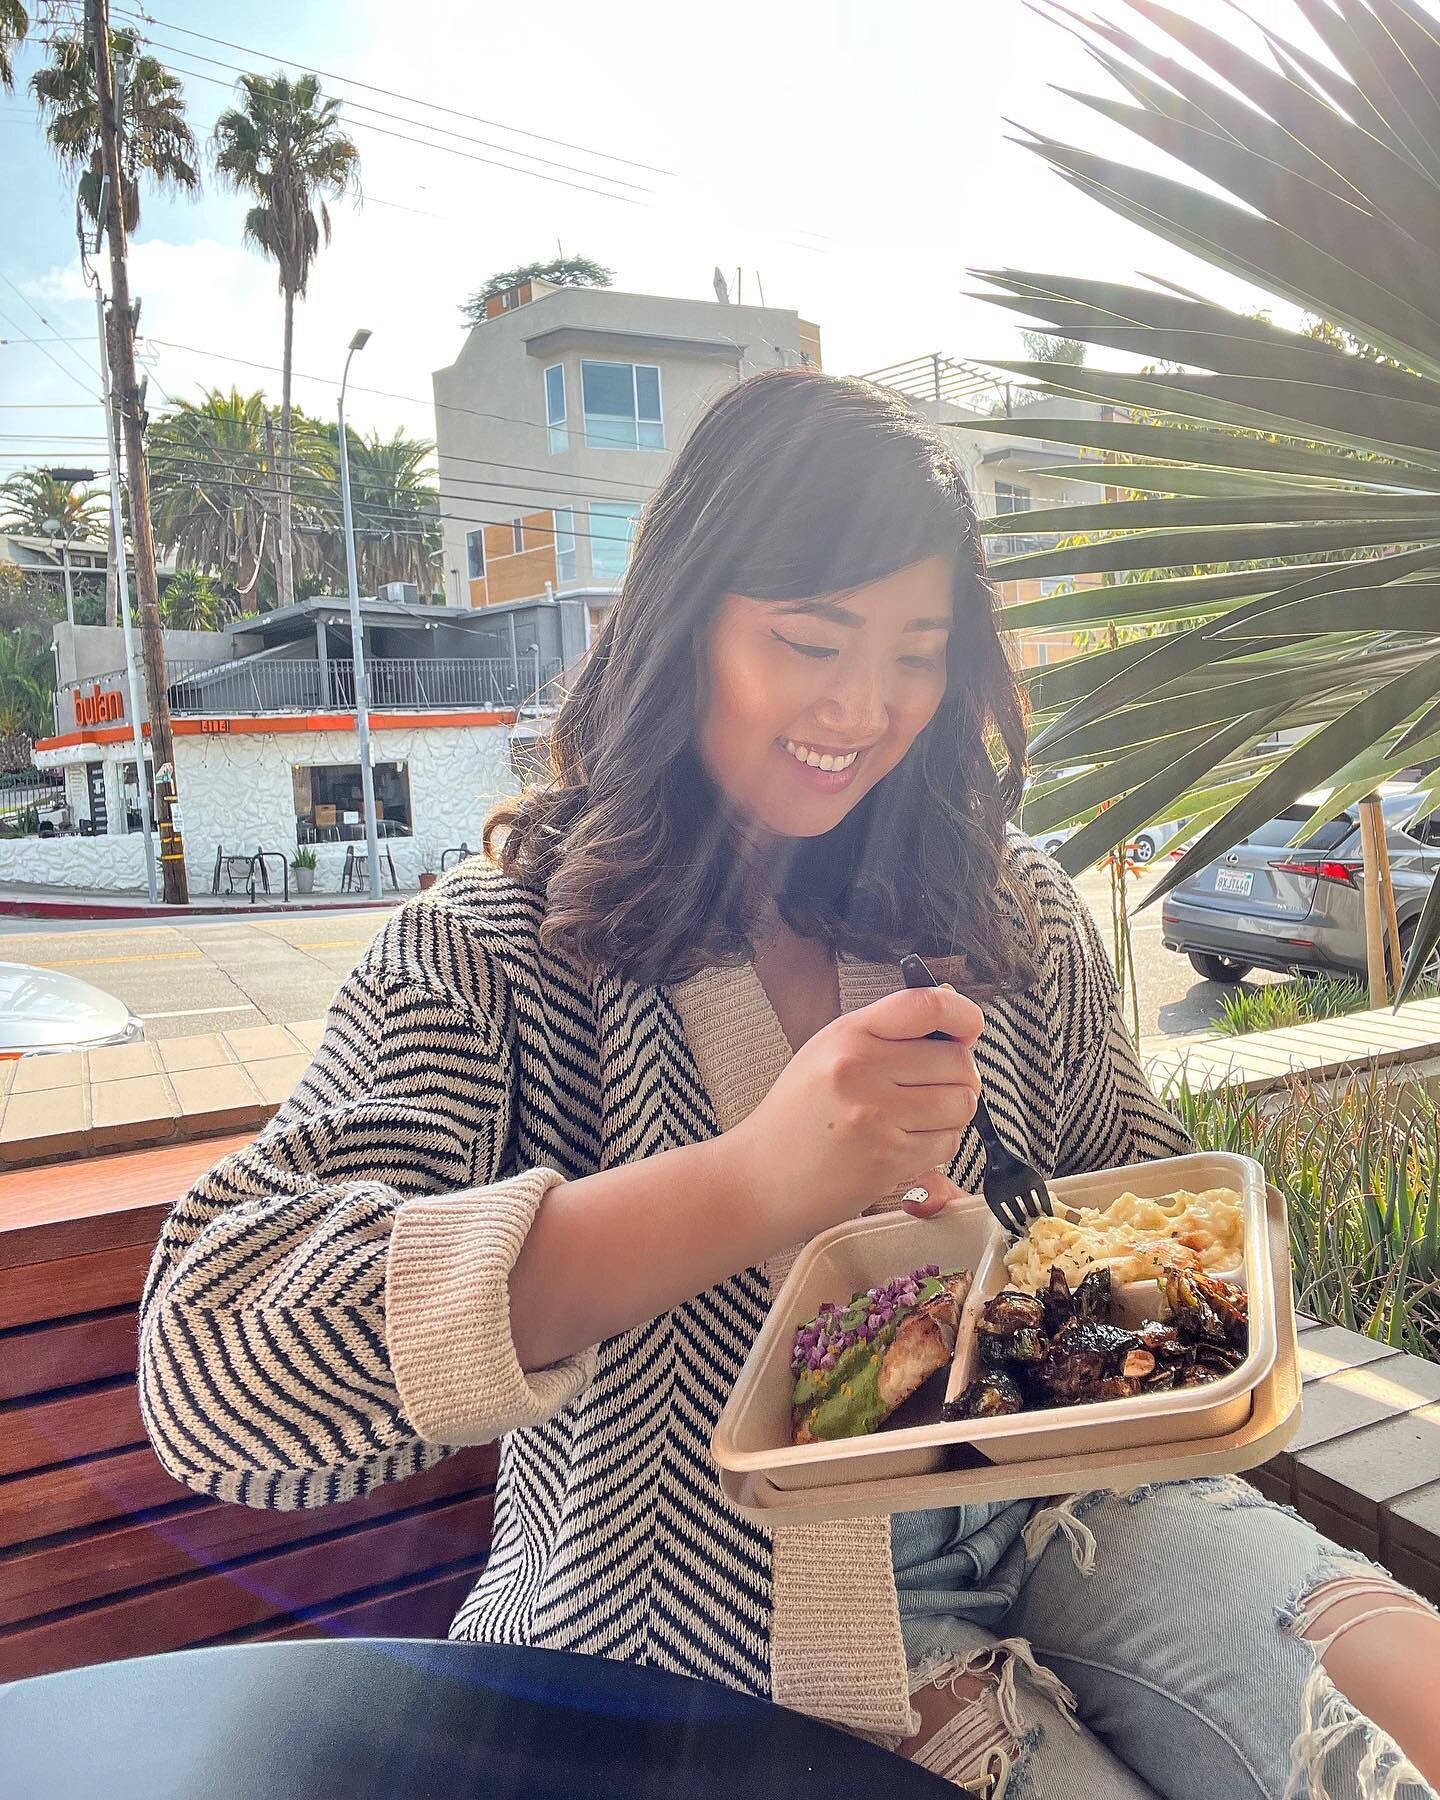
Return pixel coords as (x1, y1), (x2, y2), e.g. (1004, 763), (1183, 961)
(0, 862), (1288, 1044)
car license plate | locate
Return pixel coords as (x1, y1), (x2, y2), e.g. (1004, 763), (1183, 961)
(1215, 869), (1253, 897)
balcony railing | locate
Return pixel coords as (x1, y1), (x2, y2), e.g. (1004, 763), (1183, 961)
(161, 656), (562, 717)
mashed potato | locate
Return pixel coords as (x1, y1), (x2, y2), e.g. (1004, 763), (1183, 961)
(1003, 1187), (1245, 1291)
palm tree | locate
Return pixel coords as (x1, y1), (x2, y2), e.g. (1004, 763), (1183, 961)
(148, 388), (331, 606)
(0, 0), (27, 95)
(160, 568), (224, 632)
(212, 72), (359, 609)
(30, 26), (198, 233)
(973, 0), (1440, 995)
(0, 632), (54, 774)
(0, 469), (108, 538)
(305, 425), (440, 593)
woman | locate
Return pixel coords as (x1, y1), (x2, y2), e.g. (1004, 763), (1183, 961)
(139, 371), (1439, 1799)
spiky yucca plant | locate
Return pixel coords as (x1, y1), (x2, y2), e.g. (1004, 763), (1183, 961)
(974, 0), (1440, 996)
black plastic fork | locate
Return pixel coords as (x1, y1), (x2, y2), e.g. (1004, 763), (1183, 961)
(899, 953), (1055, 1237)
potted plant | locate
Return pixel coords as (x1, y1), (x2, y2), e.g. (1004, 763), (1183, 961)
(291, 846), (318, 896)
(418, 853), (438, 892)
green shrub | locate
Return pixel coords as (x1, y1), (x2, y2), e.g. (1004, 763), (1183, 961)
(291, 847), (317, 870)
(1214, 973), (1371, 1038)
(1168, 1071), (1440, 1361)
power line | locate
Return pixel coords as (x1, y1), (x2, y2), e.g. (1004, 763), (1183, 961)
(101, 445), (650, 533)
(127, 30), (651, 199)
(110, 5), (832, 252)
(134, 335), (661, 491)
(0, 271), (102, 398)
(121, 38), (646, 207)
(0, 303), (100, 402)
(113, 3), (674, 178)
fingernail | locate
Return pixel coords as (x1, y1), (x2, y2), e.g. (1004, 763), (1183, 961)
(901, 1186), (929, 1208)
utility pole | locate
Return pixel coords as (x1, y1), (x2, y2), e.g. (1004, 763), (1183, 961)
(95, 278), (158, 903)
(88, 0), (188, 903)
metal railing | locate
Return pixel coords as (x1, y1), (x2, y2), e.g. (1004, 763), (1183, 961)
(158, 655), (563, 717)
(0, 771), (66, 836)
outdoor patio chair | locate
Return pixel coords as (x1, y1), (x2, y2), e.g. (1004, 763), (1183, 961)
(340, 842), (399, 893)
(211, 846), (260, 897)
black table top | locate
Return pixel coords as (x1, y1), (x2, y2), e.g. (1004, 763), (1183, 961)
(0, 1638), (965, 1800)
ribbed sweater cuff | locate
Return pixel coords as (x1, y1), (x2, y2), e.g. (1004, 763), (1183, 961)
(387, 1167), (595, 1444)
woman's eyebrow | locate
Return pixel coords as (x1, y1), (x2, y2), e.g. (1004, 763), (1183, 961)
(777, 601), (952, 632)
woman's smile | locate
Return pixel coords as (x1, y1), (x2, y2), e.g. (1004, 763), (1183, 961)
(776, 736), (869, 792)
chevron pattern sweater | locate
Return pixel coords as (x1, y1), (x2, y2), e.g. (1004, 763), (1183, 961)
(137, 840), (1189, 1738)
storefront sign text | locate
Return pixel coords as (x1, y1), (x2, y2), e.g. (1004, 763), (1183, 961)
(199, 719), (231, 735)
(73, 685), (125, 727)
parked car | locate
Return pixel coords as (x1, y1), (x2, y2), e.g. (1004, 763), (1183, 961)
(1160, 789), (1440, 983)
(0, 963), (143, 1056)
(1034, 818), (1189, 864)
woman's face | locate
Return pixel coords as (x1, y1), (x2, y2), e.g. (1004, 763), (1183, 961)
(699, 554), (954, 840)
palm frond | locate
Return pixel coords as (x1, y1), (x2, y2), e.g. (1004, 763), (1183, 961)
(996, 0), (1440, 998)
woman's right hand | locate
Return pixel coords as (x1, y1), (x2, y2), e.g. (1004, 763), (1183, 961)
(723, 984), (984, 1240)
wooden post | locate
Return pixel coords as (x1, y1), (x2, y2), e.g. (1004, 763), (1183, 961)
(1358, 793), (1389, 1009)
(1377, 812), (1404, 990)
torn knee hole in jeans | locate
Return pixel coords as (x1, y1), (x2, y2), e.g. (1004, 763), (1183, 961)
(906, 1638), (1079, 1799)
(1281, 1567), (1440, 1800)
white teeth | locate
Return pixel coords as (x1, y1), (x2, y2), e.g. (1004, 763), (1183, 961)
(782, 739), (859, 772)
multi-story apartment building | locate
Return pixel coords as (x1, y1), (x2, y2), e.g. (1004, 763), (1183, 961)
(862, 355), (1124, 672)
(432, 279), (823, 641)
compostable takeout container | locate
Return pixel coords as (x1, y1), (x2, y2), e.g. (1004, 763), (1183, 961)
(711, 1151), (1280, 1494)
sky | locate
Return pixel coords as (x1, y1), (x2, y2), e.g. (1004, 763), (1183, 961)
(0, 0), (1328, 478)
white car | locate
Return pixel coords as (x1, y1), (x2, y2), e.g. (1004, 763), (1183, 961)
(1035, 819), (1189, 864)
(0, 963), (143, 1056)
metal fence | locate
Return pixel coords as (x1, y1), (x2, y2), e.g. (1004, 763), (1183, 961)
(0, 771), (66, 835)
(160, 655), (563, 717)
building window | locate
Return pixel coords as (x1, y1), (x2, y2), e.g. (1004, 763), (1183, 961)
(294, 760), (413, 841)
(466, 528), (486, 581)
(589, 501), (641, 581)
(994, 481), (1031, 515)
(554, 506), (577, 583)
(581, 361), (663, 451)
(545, 364), (568, 454)
(511, 518), (526, 555)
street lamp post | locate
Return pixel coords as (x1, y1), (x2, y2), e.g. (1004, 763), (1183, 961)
(338, 328), (382, 902)
(40, 522), (76, 627)
(40, 467), (98, 630)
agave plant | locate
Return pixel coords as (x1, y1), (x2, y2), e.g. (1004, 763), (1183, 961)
(973, 0), (1440, 997)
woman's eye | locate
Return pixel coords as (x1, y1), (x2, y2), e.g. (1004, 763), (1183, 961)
(899, 653), (946, 671)
(772, 631), (838, 660)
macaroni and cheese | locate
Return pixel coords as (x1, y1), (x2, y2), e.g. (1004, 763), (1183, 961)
(1003, 1187), (1245, 1291)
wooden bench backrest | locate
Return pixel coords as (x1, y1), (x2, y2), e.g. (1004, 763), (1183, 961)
(0, 1137), (497, 1683)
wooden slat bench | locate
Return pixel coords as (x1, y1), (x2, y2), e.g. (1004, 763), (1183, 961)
(3, 1132), (1439, 1688)
(0, 1136), (497, 1684)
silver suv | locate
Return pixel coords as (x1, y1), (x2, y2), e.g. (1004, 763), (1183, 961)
(1160, 790), (1440, 983)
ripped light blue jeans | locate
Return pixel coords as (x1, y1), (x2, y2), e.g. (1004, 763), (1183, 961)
(892, 1477), (1438, 1800)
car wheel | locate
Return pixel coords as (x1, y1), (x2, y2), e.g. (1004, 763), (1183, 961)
(1398, 920), (1440, 987)
(1042, 838), (1064, 856)
(1132, 834), (1157, 864)
(1188, 951), (1254, 983)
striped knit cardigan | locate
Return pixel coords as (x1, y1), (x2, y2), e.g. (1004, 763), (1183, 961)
(137, 839), (1190, 1739)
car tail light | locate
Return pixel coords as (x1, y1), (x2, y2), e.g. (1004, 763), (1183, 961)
(1268, 858), (1359, 886)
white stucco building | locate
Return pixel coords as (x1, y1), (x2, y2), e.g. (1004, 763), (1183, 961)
(11, 601), (560, 895)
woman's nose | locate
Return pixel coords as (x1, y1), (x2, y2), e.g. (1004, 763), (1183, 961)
(812, 661), (888, 739)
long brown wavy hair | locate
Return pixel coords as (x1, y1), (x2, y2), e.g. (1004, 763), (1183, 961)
(486, 368), (1037, 991)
